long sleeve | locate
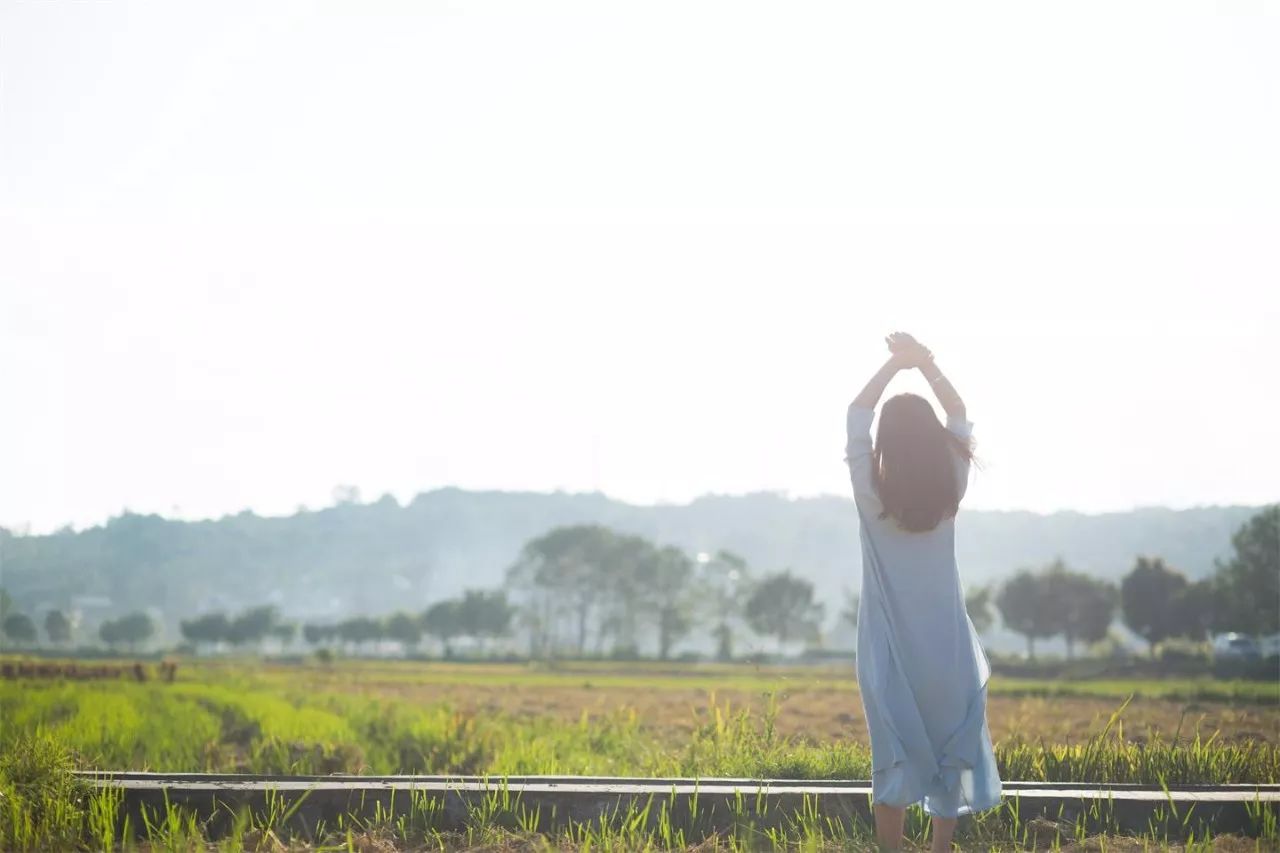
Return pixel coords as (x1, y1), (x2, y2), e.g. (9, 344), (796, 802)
(845, 403), (881, 511)
(946, 413), (974, 502)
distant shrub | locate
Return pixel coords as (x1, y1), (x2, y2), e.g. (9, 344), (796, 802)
(1086, 633), (1133, 660)
(1156, 638), (1212, 664)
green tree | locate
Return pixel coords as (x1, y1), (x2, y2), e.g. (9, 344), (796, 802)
(44, 609), (72, 645)
(1210, 505), (1279, 635)
(337, 616), (383, 653)
(478, 592), (513, 643)
(99, 619), (121, 650)
(271, 622), (297, 649)
(505, 555), (554, 658)
(596, 534), (657, 657)
(180, 612), (230, 653)
(423, 600), (463, 658)
(0, 589), (12, 620)
(1173, 579), (1216, 642)
(996, 568), (1057, 660)
(507, 525), (619, 657)
(385, 611), (423, 652)
(457, 590), (513, 654)
(1045, 562), (1116, 658)
(964, 585), (994, 635)
(118, 611), (155, 651)
(2, 612), (37, 646)
(744, 571), (824, 650)
(101, 612), (154, 651)
(638, 546), (697, 660)
(227, 606), (280, 649)
(700, 550), (752, 662)
(1121, 557), (1189, 653)
(303, 623), (339, 647)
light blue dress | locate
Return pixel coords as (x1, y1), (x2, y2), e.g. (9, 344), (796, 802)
(845, 403), (1002, 818)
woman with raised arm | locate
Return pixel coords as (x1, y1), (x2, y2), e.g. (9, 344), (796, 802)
(846, 332), (1001, 852)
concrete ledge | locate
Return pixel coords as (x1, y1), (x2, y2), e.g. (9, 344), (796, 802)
(78, 773), (1280, 840)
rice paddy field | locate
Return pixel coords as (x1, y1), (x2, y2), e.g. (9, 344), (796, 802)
(1, 657), (1277, 851)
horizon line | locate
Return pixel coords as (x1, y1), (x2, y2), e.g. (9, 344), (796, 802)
(2, 486), (1272, 538)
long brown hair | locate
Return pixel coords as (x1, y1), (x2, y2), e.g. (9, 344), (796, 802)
(873, 393), (974, 532)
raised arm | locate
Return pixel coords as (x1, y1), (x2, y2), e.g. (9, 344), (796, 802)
(887, 332), (966, 420)
(846, 353), (904, 508)
(852, 354), (905, 410)
(919, 359), (966, 420)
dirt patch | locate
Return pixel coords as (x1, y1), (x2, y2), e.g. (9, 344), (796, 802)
(280, 673), (1280, 749)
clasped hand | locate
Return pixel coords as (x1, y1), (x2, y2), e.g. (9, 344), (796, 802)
(885, 331), (934, 371)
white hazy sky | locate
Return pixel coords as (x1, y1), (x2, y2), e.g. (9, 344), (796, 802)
(2, 1), (1278, 534)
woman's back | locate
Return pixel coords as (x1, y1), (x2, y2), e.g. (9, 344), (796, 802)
(844, 334), (1001, 828)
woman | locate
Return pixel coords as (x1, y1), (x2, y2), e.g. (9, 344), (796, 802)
(845, 332), (1002, 852)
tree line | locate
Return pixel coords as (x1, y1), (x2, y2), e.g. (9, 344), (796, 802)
(2, 505), (1273, 660)
(169, 535), (823, 661)
(977, 505), (1277, 658)
(502, 525), (824, 660)
(2, 492), (1257, 630)
(300, 590), (512, 657)
(175, 590), (518, 657)
(0, 593), (159, 652)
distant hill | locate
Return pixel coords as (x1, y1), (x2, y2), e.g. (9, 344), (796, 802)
(0, 490), (1262, 653)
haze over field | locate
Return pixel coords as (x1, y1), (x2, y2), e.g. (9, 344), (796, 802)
(2, 2), (1278, 534)
(0, 490), (1264, 655)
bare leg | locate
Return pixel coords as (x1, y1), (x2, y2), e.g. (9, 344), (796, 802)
(930, 816), (958, 852)
(873, 803), (906, 851)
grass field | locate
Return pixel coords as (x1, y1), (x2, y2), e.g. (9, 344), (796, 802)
(1, 657), (1277, 850)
